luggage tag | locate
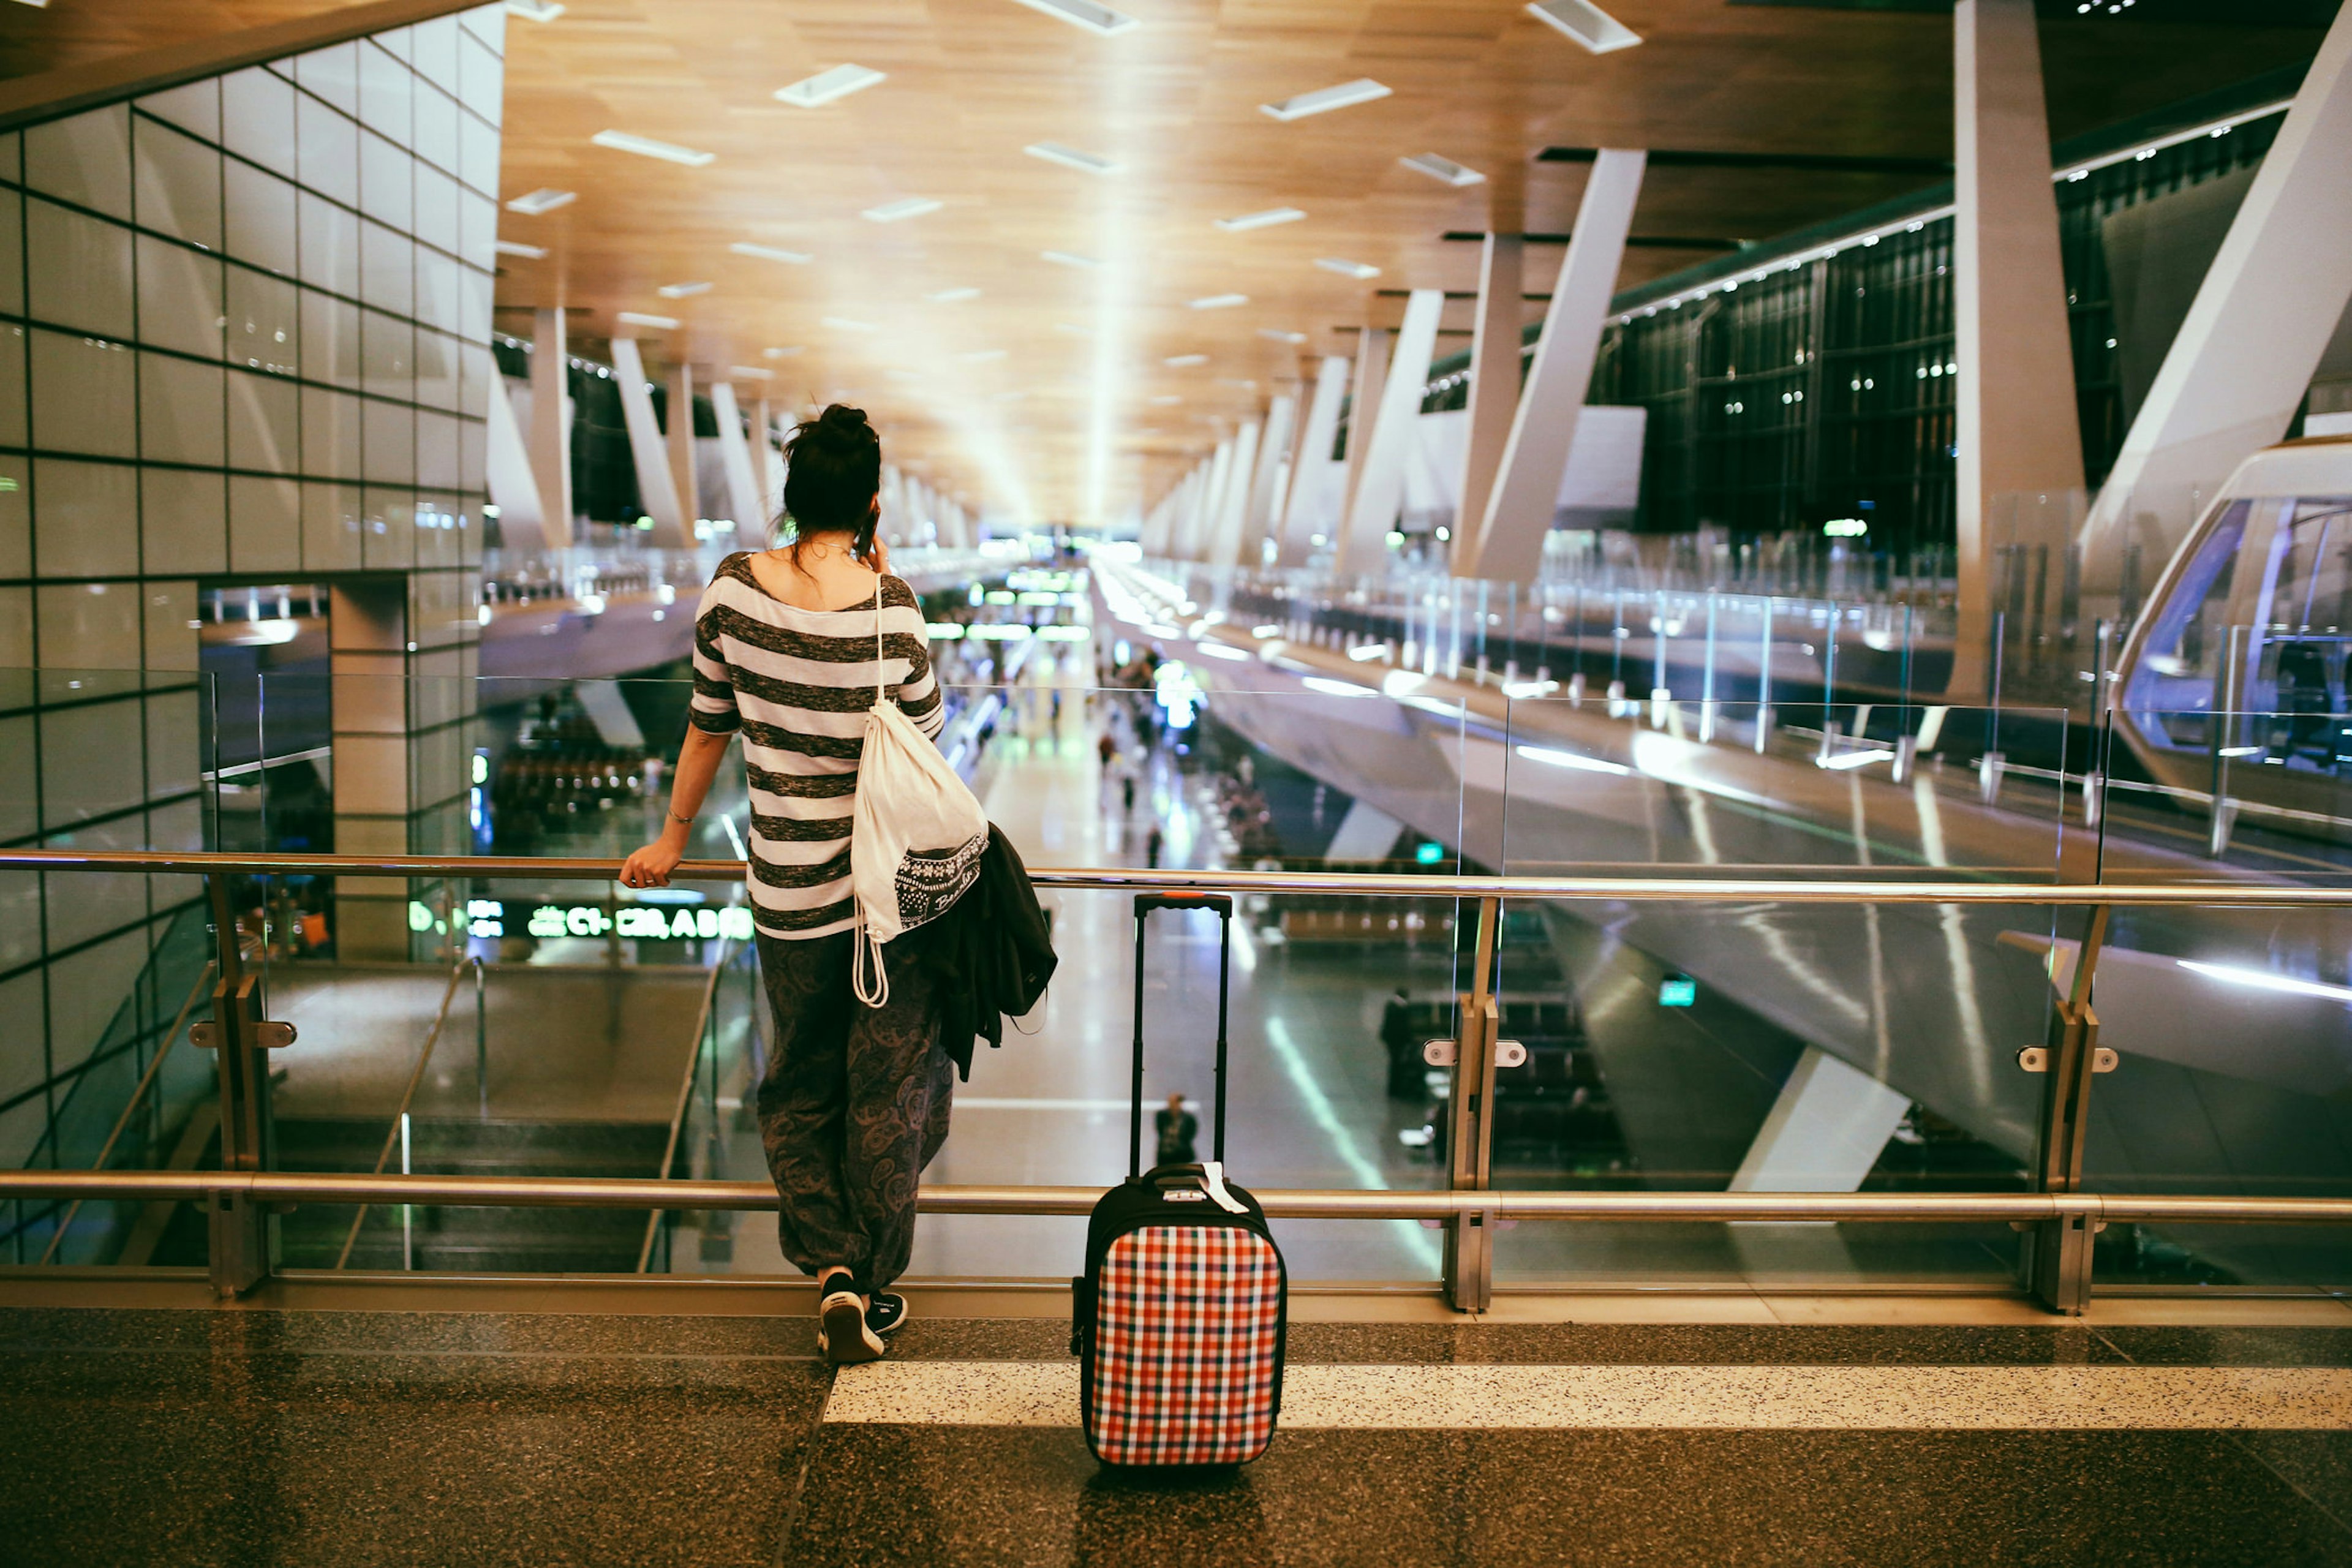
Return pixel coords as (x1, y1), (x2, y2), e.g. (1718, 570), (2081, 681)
(1199, 1160), (1249, 1216)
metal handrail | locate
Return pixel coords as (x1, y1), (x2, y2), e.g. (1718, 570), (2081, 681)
(331, 953), (483, 1270)
(635, 937), (737, 1272)
(2, 846), (2350, 908)
(6, 1169), (2352, 1227)
(33, 959), (216, 1266)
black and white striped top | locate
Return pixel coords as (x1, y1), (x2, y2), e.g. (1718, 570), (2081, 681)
(688, 553), (945, 939)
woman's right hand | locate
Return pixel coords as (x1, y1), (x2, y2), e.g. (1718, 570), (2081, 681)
(620, 832), (685, 889)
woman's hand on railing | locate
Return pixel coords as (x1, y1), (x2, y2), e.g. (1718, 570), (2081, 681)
(620, 831), (686, 889)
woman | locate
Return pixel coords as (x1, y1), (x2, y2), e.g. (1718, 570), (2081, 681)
(621, 404), (949, 1365)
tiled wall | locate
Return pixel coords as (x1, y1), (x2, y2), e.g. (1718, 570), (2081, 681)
(0, 5), (505, 1176)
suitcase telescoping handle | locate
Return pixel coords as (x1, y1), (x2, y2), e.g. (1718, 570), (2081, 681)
(1130, 892), (1234, 1178)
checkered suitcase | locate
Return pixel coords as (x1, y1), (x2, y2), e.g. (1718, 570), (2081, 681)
(1071, 891), (1287, 1468)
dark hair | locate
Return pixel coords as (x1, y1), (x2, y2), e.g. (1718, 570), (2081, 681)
(779, 404), (882, 567)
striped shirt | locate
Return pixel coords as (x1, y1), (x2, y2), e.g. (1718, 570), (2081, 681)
(688, 553), (945, 939)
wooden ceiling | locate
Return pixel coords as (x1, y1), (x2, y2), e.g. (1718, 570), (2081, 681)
(2, 0), (2332, 522)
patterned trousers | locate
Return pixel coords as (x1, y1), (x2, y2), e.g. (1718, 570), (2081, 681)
(753, 928), (954, 1291)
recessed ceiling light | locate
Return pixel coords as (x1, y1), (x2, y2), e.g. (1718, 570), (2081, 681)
(1025, 142), (1121, 176)
(731, 242), (813, 265)
(1216, 378), (1258, 390)
(616, 311), (678, 330)
(775, 64), (888, 108)
(823, 316), (878, 332)
(1007, 0), (1139, 37)
(1189, 293), (1249, 310)
(1164, 353), (1208, 368)
(1148, 394), (1182, 405)
(1054, 322), (1095, 336)
(657, 281), (712, 298)
(728, 366), (774, 379)
(1525, 0), (1642, 53)
(927, 287), (983, 303)
(505, 187), (576, 216)
(1259, 79), (1390, 122)
(1215, 207), (1305, 233)
(506, 0), (564, 20)
(1315, 257), (1381, 279)
(1257, 328), (1308, 344)
(1042, 249), (1106, 268)
(763, 345), (805, 358)
(494, 239), (546, 258)
(591, 130), (715, 167)
(1400, 152), (1487, 187)
(864, 197), (943, 222)
(962, 349), (1009, 363)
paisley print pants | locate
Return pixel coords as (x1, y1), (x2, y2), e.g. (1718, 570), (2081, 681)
(753, 928), (953, 1291)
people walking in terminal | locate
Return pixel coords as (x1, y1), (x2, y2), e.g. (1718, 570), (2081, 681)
(1155, 1093), (1199, 1166)
(621, 404), (949, 1366)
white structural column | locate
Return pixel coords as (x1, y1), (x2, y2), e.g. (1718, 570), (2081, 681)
(608, 337), (690, 548)
(1950, 0), (2086, 695)
(707, 380), (764, 533)
(1335, 290), (1444, 578)
(754, 398), (783, 526)
(529, 307), (573, 546)
(2081, 1), (2352, 591)
(666, 361), (699, 529)
(1276, 355), (1351, 567)
(1450, 234), (1526, 576)
(483, 370), (548, 548)
(1186, 442), (1234, 561)
(1238, 391), (1297, 568)
(1464, 151), (1646, 584)
(1332, 330), (1391, 564)
(1730, 1046), (1912, 1193)
(1208, 418), (1262, 569)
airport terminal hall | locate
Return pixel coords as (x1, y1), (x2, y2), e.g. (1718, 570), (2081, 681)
(9, 0), (2352, 1561)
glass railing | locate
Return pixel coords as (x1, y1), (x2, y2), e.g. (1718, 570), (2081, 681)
(6, 641), (2352, 1310)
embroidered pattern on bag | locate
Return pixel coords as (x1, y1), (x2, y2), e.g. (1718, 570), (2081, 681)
(1089, 1224), (1281, 1465)
(894, 829), (987, 929)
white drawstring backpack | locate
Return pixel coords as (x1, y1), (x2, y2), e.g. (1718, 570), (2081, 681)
(850, 570), (989, 1006)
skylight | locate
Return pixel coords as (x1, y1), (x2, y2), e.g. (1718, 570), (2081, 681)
(731, 242), (812, 265)
(1054, 322), (1095, 336)
(1164, 353), (1208, 368)
(1314, 257), (1380, 279)
(927, 287), (983, 303)
(1400, 153), (1487, 187)
(494, 239), (546, 259)
(590, 130), (715, 167)
(1025, 142), (1121, 176)
(728, 366), (773, 379)
(657, 281), (712, 298)
(763, 345), (805, 358)
(1259, 80), (1390, 122)
(775, 64), (887, 108)
(616, 312), (678, 330)
(1188, 294), (1248, 310)
(505, 187), (576, 216)
(863, 197), (943, 222)
(1215, 207), (1305, 233)
(1257, 328), (1308, 344)
(1525, 0), (1642, 54)
(1006, 0), (1139, 37)
(1042, 249), (1106, 269)
(1148, 394), (1182, 405)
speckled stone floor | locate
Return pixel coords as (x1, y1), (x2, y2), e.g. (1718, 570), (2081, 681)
(9, 1308), (2352, 1567)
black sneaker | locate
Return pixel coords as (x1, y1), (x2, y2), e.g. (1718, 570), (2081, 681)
(815, 1275), (883, 1365)
(866, 1291), (909, 1338)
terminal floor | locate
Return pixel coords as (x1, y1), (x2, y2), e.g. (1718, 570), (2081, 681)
(10, 1302), (2352, 1566)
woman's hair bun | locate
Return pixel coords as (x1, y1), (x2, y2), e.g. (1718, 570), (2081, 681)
(818, 403), (870, 431)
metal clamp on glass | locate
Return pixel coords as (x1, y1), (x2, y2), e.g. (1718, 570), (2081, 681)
(2016, 1043), (2114, 1074)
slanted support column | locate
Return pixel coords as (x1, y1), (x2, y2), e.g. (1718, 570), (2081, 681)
(1333, 331), (1391, 568)
(1730, 1046), (1911, 1193)
(1276, 355), (1350, 566)
(666, 361), (700, 533)
(484, 371), (549, 549)
(1463, 151), (1646, 585)
(1335, 290), (1444, 579)
(608, 338), (690, 548)
(708, 380), (764, 537)
(529, 307), (573, 546)
(2080, 2), (2352, 608)
(1950, 0), (2085, 696)
(1450, 234), (1525, 577)
(1208, 418), (1262, 569)
(1186, 443), (1234, 562)
(1239, 390), (1297, 570)
(754, 398), (783, 526)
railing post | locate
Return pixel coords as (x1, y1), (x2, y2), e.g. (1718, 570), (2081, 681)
(2027, 903), (2109, 1315)
(198, 873), (279, 1297)
(1442, 895), (1503, 1313)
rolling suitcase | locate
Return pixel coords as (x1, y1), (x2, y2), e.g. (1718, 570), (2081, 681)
(1071, 891), (1288, 1467)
